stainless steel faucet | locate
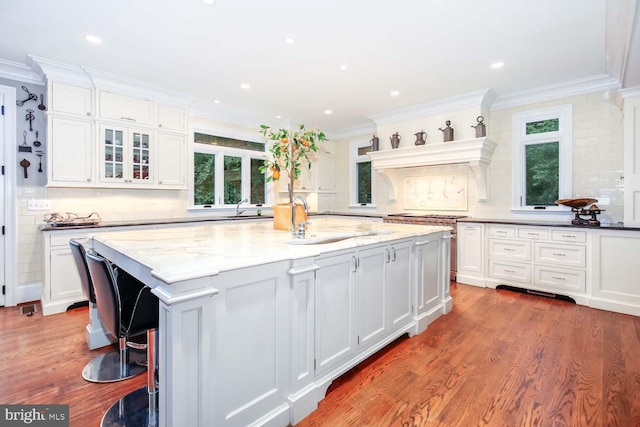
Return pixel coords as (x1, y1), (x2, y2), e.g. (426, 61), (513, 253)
(236, 198), (248, 216)
(291, 196), (309, 237)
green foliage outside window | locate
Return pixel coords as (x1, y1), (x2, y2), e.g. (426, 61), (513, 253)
(525, 142), (559, 205)
(526, 118), (559, 135)
(194, 153), (215, 205)
(357, 161), (372, 204)
(224, 155), (242, 204)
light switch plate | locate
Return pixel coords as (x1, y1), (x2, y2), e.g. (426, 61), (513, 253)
(26, 199), (52, 211)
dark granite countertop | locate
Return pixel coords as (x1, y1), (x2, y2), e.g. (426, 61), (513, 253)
(38, 212), (385, 232)
(457, 217), (640, 231)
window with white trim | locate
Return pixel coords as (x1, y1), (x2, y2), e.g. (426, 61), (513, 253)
(350, 139), (375, 207)
(512, 105), (572, 212)
(191, 132), (267, 207)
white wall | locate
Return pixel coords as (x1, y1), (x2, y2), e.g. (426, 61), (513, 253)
(333, 89), (624, 224)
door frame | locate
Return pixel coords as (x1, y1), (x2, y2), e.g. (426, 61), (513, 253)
(1, 84), (18, 306)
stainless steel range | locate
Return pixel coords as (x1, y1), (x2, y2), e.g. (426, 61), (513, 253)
(383, 213), (468, 281)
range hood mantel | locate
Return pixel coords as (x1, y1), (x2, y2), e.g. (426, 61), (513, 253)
(368, 137), (497, 202)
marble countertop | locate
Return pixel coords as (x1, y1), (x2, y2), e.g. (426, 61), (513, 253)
(89, 216), (450, 284)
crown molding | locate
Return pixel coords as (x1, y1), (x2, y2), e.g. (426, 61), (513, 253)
(83, 67), (194, 107)
(618, 85), (640, 99)
(367, 89), (497, 126)
(492, 74), (621, 110)
(0, 58), (43, 85)
(28, 55), (92, 87)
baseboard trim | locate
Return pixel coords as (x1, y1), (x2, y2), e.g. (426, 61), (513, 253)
(16, 282), (42, 305)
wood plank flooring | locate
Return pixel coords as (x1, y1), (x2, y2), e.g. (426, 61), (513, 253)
(1, 283), (639, 426)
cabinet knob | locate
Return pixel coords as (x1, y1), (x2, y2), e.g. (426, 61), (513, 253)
(159, 123), (163, 127)
(158, 181), (162, 184)
(87, 178), (91, 182)
(86, 112), (92, 117)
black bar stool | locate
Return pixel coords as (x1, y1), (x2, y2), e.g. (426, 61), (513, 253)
(70, 239), (146, 383)
(85, 252), (160, 426)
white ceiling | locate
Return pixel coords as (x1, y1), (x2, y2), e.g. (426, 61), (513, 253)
(0, 0), (638, 134)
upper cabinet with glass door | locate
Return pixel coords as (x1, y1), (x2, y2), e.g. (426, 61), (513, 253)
(99, 124), (154, 186)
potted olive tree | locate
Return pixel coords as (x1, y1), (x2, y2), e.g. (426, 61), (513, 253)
(260, 124), (327, 230)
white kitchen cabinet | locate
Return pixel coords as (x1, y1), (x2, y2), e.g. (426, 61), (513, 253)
(590, 228), (640, 316)
(314, 239), (418, 374)
(47, 116), (94, 186)
(98, 90), (154, 126)
(49, 81), (93, 117)
(357, 244), (388, 350)
(157, 132), (187, 188)
(414, 236), (447, 331)
(314, 251), (357, 375)
(42, 230), (94, 316)
(458, 223), (589, 303)
(456, 222), (485, 287)
(623, 95), (640, 226)
(158, 104), (186, 131)
(99, 124), (154, 186)
(386, 239), (413, 333)
(316, 154), (335, 192)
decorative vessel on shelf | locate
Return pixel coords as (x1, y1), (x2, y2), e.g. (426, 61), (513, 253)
(555, 198), (603, 226)
(414, 130), (426, 145)
(390, 132), (401, 149)
(471, 116), (486, 137)
(260, 124), (327, 230)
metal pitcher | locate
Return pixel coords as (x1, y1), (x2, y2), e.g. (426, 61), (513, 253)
(414, 130), (426, 145)
(370, 134), (379, 151)
(390, 132), (401, 149)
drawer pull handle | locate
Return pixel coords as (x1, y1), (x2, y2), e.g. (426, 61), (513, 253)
(552, 253), (566, 257)
(504, 269), (515, 273)
(528, 233), (539, 236)
(497, 231), (507, 234)
(504, 248), (515, 252)
(552, 276), (566, 281)
(561, 235), (575, 238)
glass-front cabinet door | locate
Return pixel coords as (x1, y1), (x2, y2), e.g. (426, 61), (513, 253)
(131, 131), (151, 182)
(99, 124), (153, 185)
(101, 125), (125, 183)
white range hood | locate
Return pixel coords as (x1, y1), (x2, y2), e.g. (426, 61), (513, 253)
(367, 137), (497, 201)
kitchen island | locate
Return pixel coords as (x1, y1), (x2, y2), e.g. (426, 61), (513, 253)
(90, 216), (452, 427)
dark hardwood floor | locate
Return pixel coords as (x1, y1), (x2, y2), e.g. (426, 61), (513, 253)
(1, 283), (639, 426)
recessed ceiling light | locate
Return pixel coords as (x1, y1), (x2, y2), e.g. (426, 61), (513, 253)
(491, 61), (504, 69)
(324, 109), (333, 115)
(285, 38), (295, 44)
(240, 83), (251, 89)
(85, 35), (102, 44)
(213, 99), (220, 104)
(276, 115), (282, 119)
(339, 65), (348, 70)
(202, 0), (215, 4)
(390, 90), (400, 96)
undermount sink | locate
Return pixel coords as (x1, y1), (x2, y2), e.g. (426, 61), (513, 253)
(286, 229), (392, 245)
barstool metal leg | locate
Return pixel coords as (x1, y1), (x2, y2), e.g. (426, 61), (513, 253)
(147, 328), (158, 426)
(101, 329), (159, 427)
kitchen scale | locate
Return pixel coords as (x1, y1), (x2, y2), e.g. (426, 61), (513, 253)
(555, 198), (603, 226)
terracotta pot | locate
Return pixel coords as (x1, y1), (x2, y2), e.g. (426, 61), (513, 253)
(273, 203), (308, 231)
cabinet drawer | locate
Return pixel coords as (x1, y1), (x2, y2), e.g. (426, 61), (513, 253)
(518, 228), (549, 241)
(488, 260), (531, 284)
(534, 242), (586, 268)
(534, 266), (586, 293)
(552, 229), (586, 243)
(99, 91), (154, 125)
(488, 239), (530, 261)
(488, 225), (516, 239)
(50, 232), (92, 247)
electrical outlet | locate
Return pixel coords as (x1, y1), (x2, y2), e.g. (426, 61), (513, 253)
(26, 199), (52, 211)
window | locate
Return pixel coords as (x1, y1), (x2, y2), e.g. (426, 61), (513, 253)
(350, 140), (375, 207)
(192, 131), (266, 208)
(512, 105), (572, 212)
